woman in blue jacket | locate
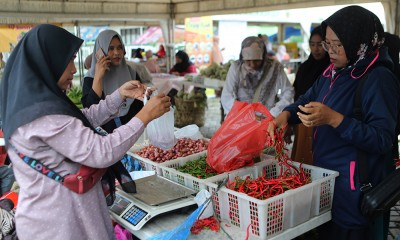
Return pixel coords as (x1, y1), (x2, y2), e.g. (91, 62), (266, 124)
(270, 6), (400, 240)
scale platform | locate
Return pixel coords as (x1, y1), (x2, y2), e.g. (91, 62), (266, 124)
(109, 174), (197, 232)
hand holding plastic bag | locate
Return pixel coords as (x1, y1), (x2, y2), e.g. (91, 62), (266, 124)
(207, 101), (273, 173)
(144, 89), (177, 150)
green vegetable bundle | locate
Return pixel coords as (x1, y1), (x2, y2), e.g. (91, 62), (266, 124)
(176, 156), (218, 179)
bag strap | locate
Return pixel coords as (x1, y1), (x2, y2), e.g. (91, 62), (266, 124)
(9, 144), (64, 183)
(353, 72), (372, 192)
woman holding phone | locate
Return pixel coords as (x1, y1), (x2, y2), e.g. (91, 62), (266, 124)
(81, 30), (152, 197)
(82, 30), (151, 133)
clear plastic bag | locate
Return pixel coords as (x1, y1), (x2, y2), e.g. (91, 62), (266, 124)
(174, 124), (203, 140)
(144, 89), (177, 150)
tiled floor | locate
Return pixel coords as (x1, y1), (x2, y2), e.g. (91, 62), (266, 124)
(199, 96), (400, 239)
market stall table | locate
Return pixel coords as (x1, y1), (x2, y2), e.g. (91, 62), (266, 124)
(125, 205), (331, 240)
(150, 73), (224, 95)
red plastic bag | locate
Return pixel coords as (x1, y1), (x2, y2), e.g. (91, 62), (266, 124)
(207, 101), (273, 173)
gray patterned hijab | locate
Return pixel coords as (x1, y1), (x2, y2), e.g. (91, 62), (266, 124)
(85, 30), (135, 116)
(238, 36), (267, 88)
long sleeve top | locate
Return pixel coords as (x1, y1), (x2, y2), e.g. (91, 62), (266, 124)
(8, 90), (145, 240)
(284, 48), (400, 228)
(221, 60), (294, 117)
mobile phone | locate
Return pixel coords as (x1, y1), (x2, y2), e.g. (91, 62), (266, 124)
(95, 48), (106, 61)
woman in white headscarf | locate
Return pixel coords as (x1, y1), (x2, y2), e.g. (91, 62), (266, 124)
(221, 36), (294, 118)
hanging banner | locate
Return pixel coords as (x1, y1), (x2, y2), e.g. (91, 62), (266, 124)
(0, 24), (35, 52)
(80, 26), (108, 42)
(184, 16), (213, 67)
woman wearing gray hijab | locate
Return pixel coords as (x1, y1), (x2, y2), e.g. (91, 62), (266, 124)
(82, 30), (150, 133)
(81, 30), (149, 199)
(221, 36), (294, 118)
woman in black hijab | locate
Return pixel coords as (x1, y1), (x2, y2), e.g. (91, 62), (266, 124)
(269, 6), (400, 240)
(0, 24), (170, 239)
(168, 50), (198, 105)
(169, 50), (197, 76)
(291, 25), (330, 164)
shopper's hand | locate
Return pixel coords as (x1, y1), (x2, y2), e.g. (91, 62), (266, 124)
(136, 94), (171, 125)
(94, 56), (111, 80)
(119, 80), (146, 101)
(267, 111), (291, 140)
(298, 102), (344, 128)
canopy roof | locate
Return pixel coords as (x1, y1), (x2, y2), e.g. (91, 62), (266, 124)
(0, 0), (396, 26)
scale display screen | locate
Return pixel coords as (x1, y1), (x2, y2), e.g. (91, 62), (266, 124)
(110, 194), (131, 216)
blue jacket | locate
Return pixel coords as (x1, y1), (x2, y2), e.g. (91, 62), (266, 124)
(285, 47), (400, 229)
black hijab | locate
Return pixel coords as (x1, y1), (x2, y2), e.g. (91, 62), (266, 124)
(173, 50), (192, 73)
(383, 32), (400, 78)
(0, 24), (93, 145)
(293, 26), (330, 100)
(321, 5), (384, 67)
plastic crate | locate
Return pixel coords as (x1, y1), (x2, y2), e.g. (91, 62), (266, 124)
(127, 143), (207, 175)
(206, 159), (339, 239)
(160, 152), (229, 192)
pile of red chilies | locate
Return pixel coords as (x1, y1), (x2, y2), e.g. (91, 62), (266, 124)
(227, 125), (311, 200)
(190, 216), (220, 234)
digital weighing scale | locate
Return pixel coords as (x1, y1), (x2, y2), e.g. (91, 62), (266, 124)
(109, 174), (197, 232)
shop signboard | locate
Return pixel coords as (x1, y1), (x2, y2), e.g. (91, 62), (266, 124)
(184, 16), (213, 67)
(0, 24), (35, 52)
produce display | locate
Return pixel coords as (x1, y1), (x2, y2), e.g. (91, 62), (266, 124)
(174, 88), (207, 127)
(191, 216), (219, 235)
(227, 126), (311, 200)
(176, 155), (218, 179)
(176, 88), (207, 108)
(227, 169), (310, 200)
(135, 138), (208, 163)
(67, 86), (83, 109)
(199, 61), (232, 80)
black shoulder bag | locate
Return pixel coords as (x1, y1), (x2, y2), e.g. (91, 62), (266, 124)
(353, 72), (400, 219)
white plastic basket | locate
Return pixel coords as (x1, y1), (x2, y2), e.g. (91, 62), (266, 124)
(128, 140), (207, 175)
(207, 159), (339, 239)
(160, 152), (229, 192)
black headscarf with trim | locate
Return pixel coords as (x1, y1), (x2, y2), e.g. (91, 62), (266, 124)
(321, 5), (384, 66)
(0, 24), (93, 144)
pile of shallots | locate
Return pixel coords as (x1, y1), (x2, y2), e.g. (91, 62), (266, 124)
(135, 138), (208, 163)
